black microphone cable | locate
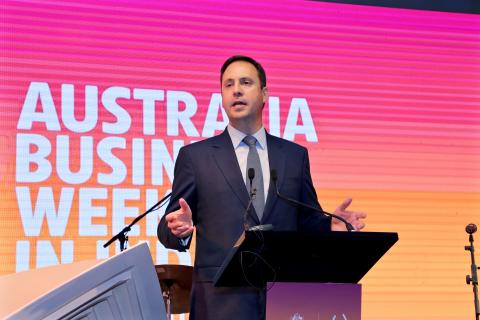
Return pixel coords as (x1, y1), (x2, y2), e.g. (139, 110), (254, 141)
(270, 169), (354, 232)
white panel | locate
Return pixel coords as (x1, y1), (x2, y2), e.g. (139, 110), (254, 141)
(7, 242), (166, 320)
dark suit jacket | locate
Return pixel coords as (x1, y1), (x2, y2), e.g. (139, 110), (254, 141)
(157, 129), (331, 320)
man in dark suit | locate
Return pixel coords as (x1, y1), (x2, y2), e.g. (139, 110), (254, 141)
(157, 55), (366, 319)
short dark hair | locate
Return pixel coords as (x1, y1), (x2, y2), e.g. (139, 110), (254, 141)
(220, 55), (267, 88)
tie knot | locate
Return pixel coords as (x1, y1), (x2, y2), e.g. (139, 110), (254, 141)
(243, 135), (257, 147)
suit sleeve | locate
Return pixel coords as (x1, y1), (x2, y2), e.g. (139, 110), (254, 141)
(297, 148), (332, 232)
(157, 146), (198, 251)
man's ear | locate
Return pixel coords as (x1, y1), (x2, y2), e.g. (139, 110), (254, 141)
(262, 86), (269, 103)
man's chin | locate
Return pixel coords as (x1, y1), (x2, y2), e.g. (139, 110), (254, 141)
(227, 109), (249, 119)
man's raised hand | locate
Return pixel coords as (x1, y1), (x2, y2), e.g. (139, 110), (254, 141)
(331, 197), (367, 231)
(165, 198), (194, 238)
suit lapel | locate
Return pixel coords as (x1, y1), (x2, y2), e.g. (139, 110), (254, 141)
(262, 133), (286, 223)
(210, 130), (256, 221)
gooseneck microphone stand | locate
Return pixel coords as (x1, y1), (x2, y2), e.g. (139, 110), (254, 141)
(103, 192), (172, 252)
(465, 223), (480, 320)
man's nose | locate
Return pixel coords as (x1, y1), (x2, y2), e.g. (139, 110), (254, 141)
(233, 83), (243, 97)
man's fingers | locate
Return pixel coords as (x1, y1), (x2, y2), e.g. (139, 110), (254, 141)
(179, 198), (190, 213)
(167, 215), (193, 228)
(168, 220), (187, 229)
(169, 221), (192, 236)
(356, 211), (367, 219)
(165, 212), (176, 222)
(165, 206), (183, 221)
(336, 197), (353, 211)
(178, 226), (194, 238)
(344, 211), (367, 221)
(174, 225), (190, 234)
(171, 225), (194, 238)
(165, 199), (192, 223)
(331, 198), (367, 232)
(165, 199), (193, 237)
(354, 221), (366, 230)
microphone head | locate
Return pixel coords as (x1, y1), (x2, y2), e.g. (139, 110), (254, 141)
(248, 168), (255, 180)
(466, 224), (477, 234)
(271, 169), (278, 181)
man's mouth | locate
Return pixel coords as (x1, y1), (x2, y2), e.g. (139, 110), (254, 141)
(232, 101), (247, 107)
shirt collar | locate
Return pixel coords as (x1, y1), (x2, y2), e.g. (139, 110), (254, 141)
(227, 124), (267, 150)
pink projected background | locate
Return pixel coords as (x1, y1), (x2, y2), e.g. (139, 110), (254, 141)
(1, 0), (480, 319)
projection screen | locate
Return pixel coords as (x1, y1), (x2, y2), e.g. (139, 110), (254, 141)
(1, 0), (479, 319)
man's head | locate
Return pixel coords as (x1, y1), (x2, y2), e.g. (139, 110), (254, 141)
(220, 55), (267, 89)
(220, 55), (268, 134)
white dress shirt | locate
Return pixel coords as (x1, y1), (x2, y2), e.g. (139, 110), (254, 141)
(227, 124), (270, 201)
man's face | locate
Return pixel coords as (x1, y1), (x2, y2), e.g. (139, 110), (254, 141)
(221, 60), (268, 131)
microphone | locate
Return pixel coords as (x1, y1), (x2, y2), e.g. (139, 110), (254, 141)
(242, 168), (274, 232)
(464, 223), (480, 319)
(243, 168), (256, 230)
(248, 168), (255, 198)
(466, 224), (477, 235)
(270, 170), (354, 232)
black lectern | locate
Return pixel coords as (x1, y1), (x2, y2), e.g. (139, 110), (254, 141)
(214, 231), (398, 287)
